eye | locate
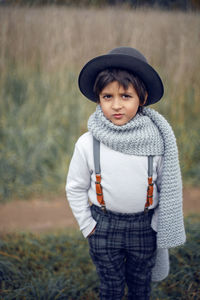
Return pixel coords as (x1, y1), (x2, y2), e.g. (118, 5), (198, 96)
(122, 94), (131, 99)
(102, 94), (112, 100)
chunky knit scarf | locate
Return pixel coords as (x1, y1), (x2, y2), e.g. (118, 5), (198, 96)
(88, 105), (186, 250)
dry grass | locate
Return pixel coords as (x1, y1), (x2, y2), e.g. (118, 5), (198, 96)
(0, 7), (199, 74)
(1, 6), (200, 113)
(1, 6), (200, 116)
(0, 6), (200, 199)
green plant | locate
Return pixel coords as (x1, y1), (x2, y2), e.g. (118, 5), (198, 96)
(0, 216), (199, 299)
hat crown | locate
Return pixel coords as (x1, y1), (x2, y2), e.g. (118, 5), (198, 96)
(108, 47), (148, 64)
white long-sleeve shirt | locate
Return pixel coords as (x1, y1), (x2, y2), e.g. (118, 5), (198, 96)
(66, 132), (163, 237)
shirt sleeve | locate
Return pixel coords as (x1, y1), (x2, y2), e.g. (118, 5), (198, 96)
(65, 142), (97, 237)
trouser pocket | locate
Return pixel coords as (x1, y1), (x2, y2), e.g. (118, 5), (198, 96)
(88, 205), (109, 249)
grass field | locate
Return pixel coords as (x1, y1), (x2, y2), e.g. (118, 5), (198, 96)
(0, 215), (199, 299)
(0, 6), (200, 201)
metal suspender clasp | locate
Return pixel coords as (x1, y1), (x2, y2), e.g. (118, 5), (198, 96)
(101, 204), (107, 213)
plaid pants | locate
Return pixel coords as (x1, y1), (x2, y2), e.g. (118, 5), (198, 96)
(88, 205), (157, 300)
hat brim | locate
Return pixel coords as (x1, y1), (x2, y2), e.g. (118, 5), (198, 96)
(78, 54), (164, 106)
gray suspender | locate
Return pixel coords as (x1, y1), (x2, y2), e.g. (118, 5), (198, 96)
(93, 137), (154, 210)
(93, 137), (153, 177)
(93, 137), (101, 175)
(148, 155), (153, 178)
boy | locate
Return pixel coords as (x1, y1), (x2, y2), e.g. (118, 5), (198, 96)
(66, 47), (186, 300)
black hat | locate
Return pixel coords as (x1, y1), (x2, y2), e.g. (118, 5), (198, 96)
(78, 47), (164, 106)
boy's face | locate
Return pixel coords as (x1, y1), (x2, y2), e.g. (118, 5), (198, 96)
(99, 81), (142, 126)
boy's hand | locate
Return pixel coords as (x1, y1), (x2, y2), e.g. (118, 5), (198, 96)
(87, 225), (96, 237)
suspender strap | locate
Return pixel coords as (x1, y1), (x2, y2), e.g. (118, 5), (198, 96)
(148, 155), (153, 178)
(93, 137), (154, 212)
(93, 137), (106, 211)
(93, 136), (101, 174)
(145, 156), (154, 211)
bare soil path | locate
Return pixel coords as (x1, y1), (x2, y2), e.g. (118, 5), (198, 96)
(0, 187), (199, 234)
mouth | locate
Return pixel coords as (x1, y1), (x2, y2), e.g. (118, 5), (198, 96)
(113, 114), (123, 119)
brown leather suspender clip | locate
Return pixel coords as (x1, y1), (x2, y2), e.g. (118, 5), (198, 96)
(95, 174), (106, 212)
(95, 174), (104, 204)
(145, 177), (154, 210)
(144, 156), (154, 212)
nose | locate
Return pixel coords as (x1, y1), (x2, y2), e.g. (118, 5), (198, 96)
(112, 96), (122, 110)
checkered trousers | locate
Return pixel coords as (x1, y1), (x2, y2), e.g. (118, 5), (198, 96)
(88, 205), (157, 300)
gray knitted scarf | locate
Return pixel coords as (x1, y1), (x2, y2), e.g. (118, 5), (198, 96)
(88, 105), (186, 249)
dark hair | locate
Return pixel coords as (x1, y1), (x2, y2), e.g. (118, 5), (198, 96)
(93, 68), (147, 107)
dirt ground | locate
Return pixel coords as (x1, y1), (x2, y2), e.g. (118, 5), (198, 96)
(0, 187), (199, 234)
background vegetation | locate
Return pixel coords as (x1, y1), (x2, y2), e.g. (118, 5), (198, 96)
(0, 6), (200, 201)
(2, 0), (200, 10)
(0, 6), (199, 300)
(0, 215), (199, 299)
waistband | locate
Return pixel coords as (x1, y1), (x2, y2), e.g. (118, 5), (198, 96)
(91, 204), (154, 221)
